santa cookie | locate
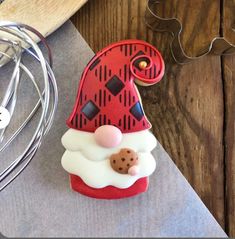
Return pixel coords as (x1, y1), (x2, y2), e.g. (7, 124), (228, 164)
(61, 39), (164, 199)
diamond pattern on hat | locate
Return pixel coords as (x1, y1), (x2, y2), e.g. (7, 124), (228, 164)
(82, 100), (100, 120)
(130, 101), (144, 121)
(66, 40), (162, 133)
(105, 75), (125, 96)
(131, 50), (145, 60)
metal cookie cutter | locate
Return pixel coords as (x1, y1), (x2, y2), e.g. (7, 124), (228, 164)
(145, 0), (235, 64)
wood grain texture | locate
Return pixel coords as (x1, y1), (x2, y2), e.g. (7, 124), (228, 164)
(0, 0), (87, 38)
(223, 0), (235, 236)
(0, 0), (87, 66)
(223, 54), (235, 237)
(223, 0), (235, 44)
(71, 0), (235, 236)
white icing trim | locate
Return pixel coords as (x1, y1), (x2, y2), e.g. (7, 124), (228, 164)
(61, 150), (156, 189)
(61, 129), (157, 188)
(61, 129), (157, 161)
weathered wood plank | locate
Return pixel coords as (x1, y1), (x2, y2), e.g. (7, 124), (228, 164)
(71, 0), (225, 229)
(223, 54), (235, 237)
(223, 0), (235, 236)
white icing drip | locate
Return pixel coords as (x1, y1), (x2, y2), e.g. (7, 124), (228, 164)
(61, 151), (156, 189)
(61, 129), (157, 161)
(61, 129), (157, 188)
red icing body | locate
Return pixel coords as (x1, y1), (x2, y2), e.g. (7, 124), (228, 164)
(70, 174), (149, 199)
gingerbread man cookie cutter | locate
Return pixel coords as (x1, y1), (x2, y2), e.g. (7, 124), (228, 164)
(145, 0), (235, 64)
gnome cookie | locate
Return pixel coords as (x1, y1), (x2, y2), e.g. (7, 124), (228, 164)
(61, 39), (164, 199)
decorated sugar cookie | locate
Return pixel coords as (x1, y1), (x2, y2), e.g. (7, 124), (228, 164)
(61, 39), (165, 199)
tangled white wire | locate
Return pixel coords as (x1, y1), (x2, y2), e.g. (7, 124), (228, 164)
(0, 21), (58, 191)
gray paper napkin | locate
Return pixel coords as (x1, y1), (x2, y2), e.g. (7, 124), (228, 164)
(0, 21), (227, 238)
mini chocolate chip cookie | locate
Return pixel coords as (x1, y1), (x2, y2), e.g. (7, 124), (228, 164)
(110, 148), (138, 174)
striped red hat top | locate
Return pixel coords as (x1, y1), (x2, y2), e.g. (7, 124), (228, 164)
(67, 39), (164, 133)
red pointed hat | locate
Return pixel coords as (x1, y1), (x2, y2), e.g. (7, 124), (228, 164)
(67, 39), (164, 133)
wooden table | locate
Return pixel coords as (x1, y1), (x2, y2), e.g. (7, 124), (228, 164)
(71, 0), (235, 236)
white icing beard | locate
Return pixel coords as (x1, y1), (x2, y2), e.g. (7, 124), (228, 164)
(61, 129), (157, 189)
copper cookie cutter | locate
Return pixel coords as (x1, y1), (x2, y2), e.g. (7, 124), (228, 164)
(145, 0), (235, 64)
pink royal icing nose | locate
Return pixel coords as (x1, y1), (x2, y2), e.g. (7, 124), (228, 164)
(128, 165), (140, 176)
(94, 125), (122, 148)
